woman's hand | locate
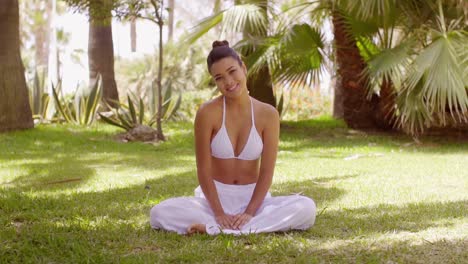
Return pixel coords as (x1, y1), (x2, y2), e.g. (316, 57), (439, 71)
(232, 213), (253, 230)
(215, 214), (235, 229)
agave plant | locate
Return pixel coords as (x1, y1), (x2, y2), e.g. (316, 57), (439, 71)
(148, 79), (182, 122)
(28, 69), (54, 123)
(98, 95), (146, 131)
(51, 76), (102, 126)
(98, 86), (181, 131)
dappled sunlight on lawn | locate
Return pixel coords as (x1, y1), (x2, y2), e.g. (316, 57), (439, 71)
(0, 123), (197, 194)
(1, 120), (467, 263)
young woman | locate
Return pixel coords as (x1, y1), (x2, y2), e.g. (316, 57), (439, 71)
(150, 40), (316, 235)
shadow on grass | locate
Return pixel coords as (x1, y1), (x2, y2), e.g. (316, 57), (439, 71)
(1, 166), (466, 262)
(1, 120), (467, 262)
(307, 236), (467, 263)
(312, 200), (467, 240)
(0, 125), (195, 190)
(280, 118), (468, 155)
(270, 175), (359, 206)
(203, 232), (467, 263)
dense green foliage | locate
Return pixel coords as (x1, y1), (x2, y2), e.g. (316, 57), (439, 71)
(1, 118), (466, 263)
(189, 0), (468, 134)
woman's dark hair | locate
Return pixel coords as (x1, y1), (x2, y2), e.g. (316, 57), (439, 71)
(207, 40), (242, 73)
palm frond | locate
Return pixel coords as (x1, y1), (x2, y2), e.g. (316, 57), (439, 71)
(408, 29), (467, 121)
(185, 12), (223, 44)
(341, 0), (398, 22)
(235, 23), (327, 88)
(186, 4), (268, 44)
(395, 79), (433, 136)
(221, 4), (268, 37)
(364, 39), (413, 93)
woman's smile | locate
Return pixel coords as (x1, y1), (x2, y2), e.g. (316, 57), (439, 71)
(226, 83), (240, 92)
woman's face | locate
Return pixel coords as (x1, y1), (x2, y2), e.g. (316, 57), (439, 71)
(210, 57), (248, 98)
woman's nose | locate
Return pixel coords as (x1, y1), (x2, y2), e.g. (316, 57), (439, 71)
(224, 76), (234, 86)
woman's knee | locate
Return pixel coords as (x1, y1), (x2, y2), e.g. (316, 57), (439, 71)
(149, 203), (169, 229)
(297, 196), (316, 223)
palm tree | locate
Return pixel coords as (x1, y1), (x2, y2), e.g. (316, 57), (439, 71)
(235, 0), (276, 107)
(0, 0), (34, 132)
(64, 0), (120, 107)
(245, 0), (377, 129)
(88, 0), (119, 108)
(195, 0), (467, 134)
(342, 0), (467, 134)
(34, 0), (53, 71)
(331, 8), (377, 129)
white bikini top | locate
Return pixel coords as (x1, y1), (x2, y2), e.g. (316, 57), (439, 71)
(210, 97), (263, 160)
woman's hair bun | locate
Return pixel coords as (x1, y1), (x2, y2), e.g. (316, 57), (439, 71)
(212, 40), (229, 49)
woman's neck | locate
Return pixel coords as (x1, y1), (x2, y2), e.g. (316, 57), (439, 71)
(225, 92), (250, 110)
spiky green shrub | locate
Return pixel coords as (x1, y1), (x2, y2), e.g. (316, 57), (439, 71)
(51, 77), (102, 126)
(98, 95), (146, 131)
(98, 86), (181, 132)
(28, 70), (54, 123)
(148, 79), (182, 122)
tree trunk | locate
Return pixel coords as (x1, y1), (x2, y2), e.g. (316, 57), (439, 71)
(33, 0), (52, 71)
(130, 18), (136, 52)
(237, 0), (276, 107)
(156, 3), (165, 140)
(332, 10), (376, 129)
(246, 66), (276, 107)
(332, 74), (344, 118)
(0, 0), (34, 132)
(88, 4), (119, 108)
(167, 0), (175, 41)
(374, 77), (396, 130)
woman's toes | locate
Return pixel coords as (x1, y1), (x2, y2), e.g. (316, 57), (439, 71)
(187, 224), (206, 235)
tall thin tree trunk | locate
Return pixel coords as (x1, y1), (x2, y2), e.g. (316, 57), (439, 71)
(33, 0), (52, 71)
(167, 0), (175, 41)
(237, 0), (276, 107)
(47, 0), (58, 90)
(156, 2), (165, 140)
(0, 0), (34, 132)
(332, 10), (376, 129)
(130, 18), (136, 52)
(88, 3), (119, 108)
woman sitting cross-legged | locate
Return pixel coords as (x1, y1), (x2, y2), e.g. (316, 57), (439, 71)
(149, 40), (316, 235)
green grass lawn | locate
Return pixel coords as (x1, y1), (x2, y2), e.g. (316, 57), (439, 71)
(1, 117), (467, 263)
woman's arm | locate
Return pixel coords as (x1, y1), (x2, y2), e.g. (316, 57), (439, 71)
(195, 105), (236, 228)
(244, 105), (280, 216)
(194, 104), (225, 216)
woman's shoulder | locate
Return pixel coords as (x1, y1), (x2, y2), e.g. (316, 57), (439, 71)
(198, 96), (222, 112)
(195, 96), (223, 121)
(251, 97), (279, 120)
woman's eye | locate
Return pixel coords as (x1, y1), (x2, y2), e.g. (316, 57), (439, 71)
(229, 70), (236, 74)
(215, 77), (223, 81)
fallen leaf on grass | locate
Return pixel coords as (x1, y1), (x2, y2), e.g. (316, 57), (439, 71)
(44, 178), (82, 185)
(344, 153), (385, 160)
(344, 154), (365, 160)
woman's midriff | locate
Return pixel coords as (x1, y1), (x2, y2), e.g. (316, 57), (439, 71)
(211, 158), (259, 185)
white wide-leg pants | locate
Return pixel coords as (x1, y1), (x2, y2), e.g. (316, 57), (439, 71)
(150, 180), (316, 235)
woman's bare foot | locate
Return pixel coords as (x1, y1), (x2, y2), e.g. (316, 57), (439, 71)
(187, 224), (206, 235)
